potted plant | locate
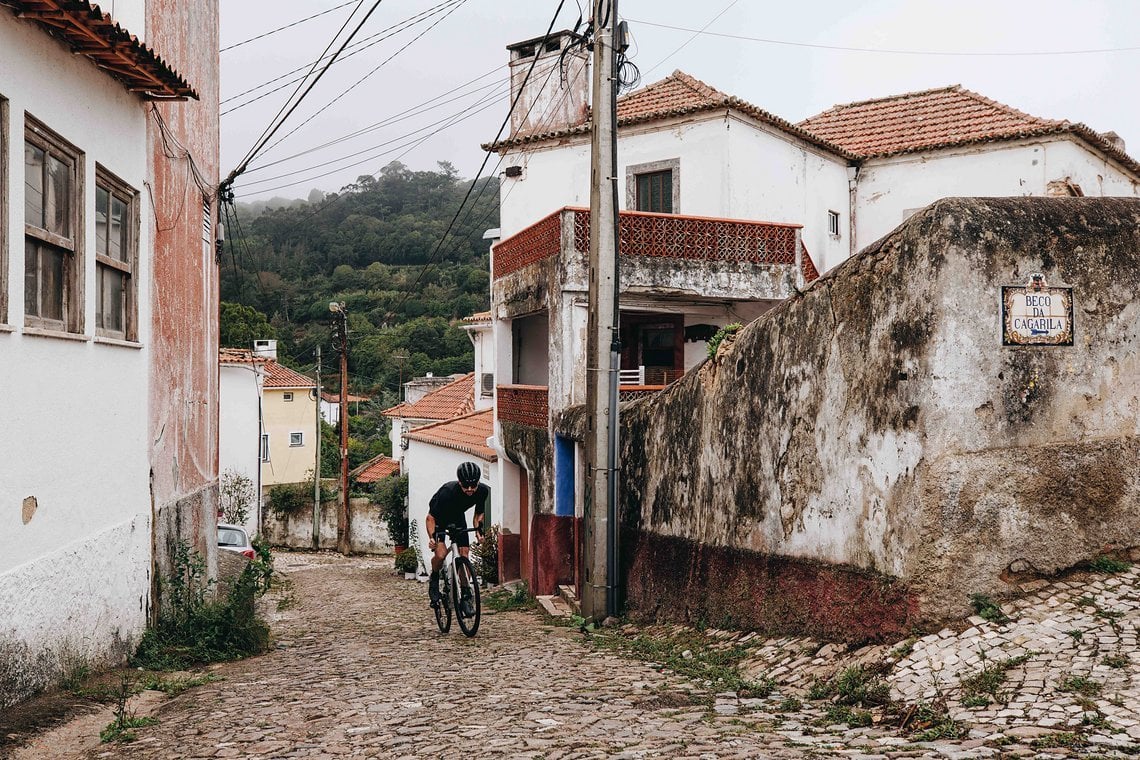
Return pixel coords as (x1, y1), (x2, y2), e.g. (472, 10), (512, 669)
(394, 547), (418, 579)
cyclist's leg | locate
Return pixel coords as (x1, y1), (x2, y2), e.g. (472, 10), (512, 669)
(429, 538), (447, 603)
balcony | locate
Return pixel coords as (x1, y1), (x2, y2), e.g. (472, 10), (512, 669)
(493, 207), (820, 284)
(497, 384), (549, 428)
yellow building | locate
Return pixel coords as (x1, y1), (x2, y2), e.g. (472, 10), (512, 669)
(261, 361), (318, 488)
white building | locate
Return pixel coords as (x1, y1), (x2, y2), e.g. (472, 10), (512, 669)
(381, 373), (474, 471)
(0, 0), (218, 708)
(218, 349), (267, 537)
(484, 32), (1140, 597)
(404, 409), (497, 574)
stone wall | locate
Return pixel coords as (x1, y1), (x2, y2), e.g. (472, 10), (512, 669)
(263, 496), (392, 554)
(619, 197), (1140, 639)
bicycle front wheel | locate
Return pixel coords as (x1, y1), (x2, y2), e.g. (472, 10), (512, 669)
(434, 576), (452, 633)
(453, 556), (481, 637)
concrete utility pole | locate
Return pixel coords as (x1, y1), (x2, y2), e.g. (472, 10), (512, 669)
(330, 302), (351, 554)
(313, 345), (322, 550)
(582, 0), (621, 621)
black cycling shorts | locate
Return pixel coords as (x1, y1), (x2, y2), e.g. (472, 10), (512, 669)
(434, 525), (470, 548)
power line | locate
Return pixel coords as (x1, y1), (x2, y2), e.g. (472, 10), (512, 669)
(223, 0), (386, 193)
(220, 1), (358, 53)
(257, 0), (471, 160)
(220, 0), (464, 112)
(626, 18), (1140, 57)
(639, 0), (740, 79)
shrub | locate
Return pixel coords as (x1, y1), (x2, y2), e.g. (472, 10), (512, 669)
(472, 524), (501, 584)
(132, 541), (271, 670)
(706, 323), (742, 359)
(268, 471), (334, 517)
(394, 547), (419, 574)
(218, 469), (254, 525)
(372, 474), (409, 545)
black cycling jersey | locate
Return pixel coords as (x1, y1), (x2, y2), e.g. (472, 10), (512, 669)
(428, 480), (488, 536)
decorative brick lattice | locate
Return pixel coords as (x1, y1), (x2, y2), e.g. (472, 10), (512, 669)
(497, 385), (548, 428)
(497, 207), (822, 283)
(619, 386), (665, 403)
(492, 210), (562, 279)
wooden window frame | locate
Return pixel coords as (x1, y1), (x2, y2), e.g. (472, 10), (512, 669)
(625, 158), (680, 215)
(24, 116), (83, 334)
(94, 164), (139, 341)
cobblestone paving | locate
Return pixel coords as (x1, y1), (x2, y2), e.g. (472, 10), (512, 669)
(38, 554), (1139, 759)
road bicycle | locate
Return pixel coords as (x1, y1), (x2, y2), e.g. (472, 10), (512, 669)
(431, 525), (482, 637)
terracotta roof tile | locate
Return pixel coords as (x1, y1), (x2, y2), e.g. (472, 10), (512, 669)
(404, 409), (495, 461)
(797, 85), (1140, 176)
(351, 456), (400, 483)
(321, 391), (370, 403)
(381, 373), (474, 420)
(486, 70), (852, 158)
(263, 361), (315, 389)
(461, 311), (491, 324)
(219, 348), (266, 365)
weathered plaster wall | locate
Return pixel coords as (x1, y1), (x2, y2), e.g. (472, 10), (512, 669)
(263, 496), (389, 554)
(146, 0), (221, 612)
(218, 363), (264, 537)
(619, 197), (1140, 637)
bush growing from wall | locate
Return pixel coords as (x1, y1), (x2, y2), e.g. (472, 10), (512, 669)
(219, 469), (254, 525)
(372, 474), (409, 545)
(268, 470), (334, 517)
(132, 541), (272, 670)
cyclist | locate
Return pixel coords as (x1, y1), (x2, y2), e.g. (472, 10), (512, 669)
(426, 461), (487, 608)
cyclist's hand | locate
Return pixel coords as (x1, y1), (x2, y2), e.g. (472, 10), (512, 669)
(427, 537), (437, 551)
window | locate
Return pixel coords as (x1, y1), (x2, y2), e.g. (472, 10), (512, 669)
(626, 158), (679, 214)
(260, 434), (270, 462)
(828, 210), (841, 237)
(289, 432), (304, 447)
(24, 118), (82, 332)
(94, 166), (138, 339)
(636, 170), (673, 213)
(283, 392), (294, 402)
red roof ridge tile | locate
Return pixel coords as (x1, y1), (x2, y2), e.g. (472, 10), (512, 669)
(810, 84), (966, 116)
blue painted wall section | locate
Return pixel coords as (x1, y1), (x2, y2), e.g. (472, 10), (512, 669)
(554, 435), (575, 517)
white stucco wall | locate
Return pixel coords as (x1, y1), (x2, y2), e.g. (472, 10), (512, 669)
(0, 10), (152, 703)
(219, 363), (264, 537)
(497, 112), (851, 272)
(854, 137), (1140, 251)
(466, 322), (494, 411)
(405, 443), (496, 574)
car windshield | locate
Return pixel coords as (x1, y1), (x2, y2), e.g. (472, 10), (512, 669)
(218, 528), (246, 547)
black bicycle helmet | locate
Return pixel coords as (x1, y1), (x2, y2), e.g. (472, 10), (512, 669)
(457, 461), (481, 487)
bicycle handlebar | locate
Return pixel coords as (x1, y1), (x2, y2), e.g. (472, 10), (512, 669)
(433, 525), (482, 540)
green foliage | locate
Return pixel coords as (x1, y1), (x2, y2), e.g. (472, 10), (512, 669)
(958, 651), (1034, 707)
(706, 323), (742, 359)
(99, 674), (158, 743)
(219, 301), (276, 349)
(269, 471), (333, 516)
(1059, 674), (1102, 696)
(822, 704), (872, 728)
(1103, 654), (1129, 668)
(219, 469), (254, 525)
(907, 701), (967, 741)
(394, 547), (419, 574)
(810, 665), (891, 707)
(776, 697), (802, 712)
(969, 593), (1010, 624)
(372, 473), (409, 544)
(483, 584), (536, 612)
(1088, 554), (1131, 573)
(132, 541), (271, 670)
(1031, 732), (1087, 749)
(472, 524), (501, 584)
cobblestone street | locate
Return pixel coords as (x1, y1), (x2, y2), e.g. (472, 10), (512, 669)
(11, 553), (1139, 759)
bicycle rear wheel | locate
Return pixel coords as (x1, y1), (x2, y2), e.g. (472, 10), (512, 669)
(434, 575), (452, 633)
(453, 556), (481, 637)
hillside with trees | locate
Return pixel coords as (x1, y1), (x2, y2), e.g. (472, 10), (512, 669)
(221, 160), (498, 471)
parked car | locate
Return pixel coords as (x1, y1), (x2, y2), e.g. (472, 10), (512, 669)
(217, 523), (256, 559)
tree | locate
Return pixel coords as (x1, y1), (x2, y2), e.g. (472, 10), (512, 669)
(219, 469), (255, 525)
(220, 302), (276, 349)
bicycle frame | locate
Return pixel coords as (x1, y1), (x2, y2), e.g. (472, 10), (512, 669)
(432, 526), (481, 637)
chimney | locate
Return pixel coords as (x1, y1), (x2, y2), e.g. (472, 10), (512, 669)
(1102, 131), (1126, 153)
(506, 30), (589, 140)
(252, 339), (277, 361)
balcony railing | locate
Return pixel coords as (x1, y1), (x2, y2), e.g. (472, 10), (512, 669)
(493, 207), (820, 282)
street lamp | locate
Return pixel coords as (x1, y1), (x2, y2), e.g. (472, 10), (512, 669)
(329, 301), (350, 554)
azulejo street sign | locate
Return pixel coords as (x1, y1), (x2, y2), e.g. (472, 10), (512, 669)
(1001, 273), (1074, 346)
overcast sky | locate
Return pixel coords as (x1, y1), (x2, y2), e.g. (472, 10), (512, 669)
(220, 0), (1140, 202)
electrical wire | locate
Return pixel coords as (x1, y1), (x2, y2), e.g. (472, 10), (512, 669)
(223, 0), (386, 191)
(626, 18), (1140, 57)
(256, 0), (471, 160)
(221, 0), (464, 112)
(639, 0), (739, 79)
(220, 1), (358, 53)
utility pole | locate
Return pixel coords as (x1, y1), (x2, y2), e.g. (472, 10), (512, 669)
(313, 345), (322, 550)
(330, 302), (351, 554)
(582, 0), (621, 622)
